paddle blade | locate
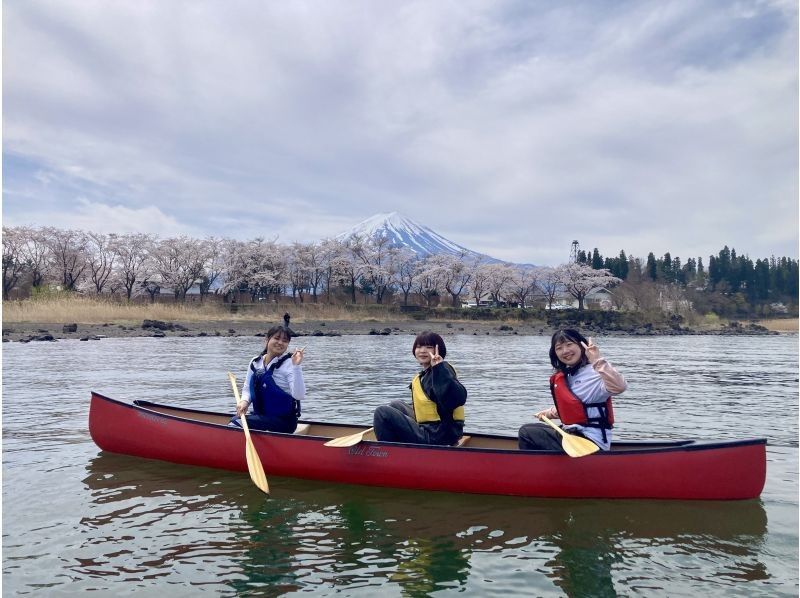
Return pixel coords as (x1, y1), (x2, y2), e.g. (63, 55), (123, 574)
(561, 434), (601, 458)
(244, 437), (270, 493)
(324, 427), (374, 447)
(228, 371), (269, 494)
(539, 415), (599, 458)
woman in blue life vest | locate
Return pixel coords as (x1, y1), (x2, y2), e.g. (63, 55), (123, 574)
(518, 328), (627, 452)
(230, 320), (306, 434)
(373, 331), (467, 446)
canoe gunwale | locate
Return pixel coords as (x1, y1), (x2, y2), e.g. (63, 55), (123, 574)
(89, 392), (768, 499)
(87, 392), (769, 457)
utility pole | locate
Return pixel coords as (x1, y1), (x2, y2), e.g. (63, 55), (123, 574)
(570, 240), (580, 264)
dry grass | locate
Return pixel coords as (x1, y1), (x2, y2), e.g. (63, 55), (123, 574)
(756, 318), (799, 332)
(1, 296), (411, 325)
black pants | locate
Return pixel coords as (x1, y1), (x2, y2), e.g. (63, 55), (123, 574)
(230, 413), (298, 434)
(518, 422), (568, 452)
(373, 400), (460, 446)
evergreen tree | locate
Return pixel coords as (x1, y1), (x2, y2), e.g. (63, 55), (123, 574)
(673, 256), (684, 284)
(660, 252), (673, 282)
(591, 248), (604, 269)
(683, 258), (697, 284)
(708, 255), (720, 288)
(645, 252), (657, 281)
(753, 259), (770, 300)
(618, 250), (628, 279)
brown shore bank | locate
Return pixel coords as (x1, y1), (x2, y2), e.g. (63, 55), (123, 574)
(2, 316), (795, 343)
(2, 318), (548, 343)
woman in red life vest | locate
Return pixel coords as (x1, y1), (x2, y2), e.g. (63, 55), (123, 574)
(373, 331), (467, 446)
(518, 328), (627, 452)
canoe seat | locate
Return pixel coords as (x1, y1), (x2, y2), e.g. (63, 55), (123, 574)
(454, 435), (471, 447)
(293, 423), (311, 435)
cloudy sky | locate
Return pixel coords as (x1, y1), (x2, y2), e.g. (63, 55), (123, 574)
(3, 0), (797, 266)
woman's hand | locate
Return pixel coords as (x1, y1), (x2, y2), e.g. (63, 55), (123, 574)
(292, 346), (306, 366)
(236, 400), (250, 417)
(581, 337), (601, 363)
(536, 407), (559, 420)
(429, 344), (444, 368)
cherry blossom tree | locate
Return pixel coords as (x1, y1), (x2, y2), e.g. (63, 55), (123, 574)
(223, 238), (286, 301)
(2, 226), (28, 296)
(484, 263), (516, 306)
(291, 241), (328, 303)
(286, 243), (310, 303)
(536, 266), (561, 309)
(508, 265), (540, 309)
(197, 236), (225, 302)
(317, 238), (343, 304)
(426, 252), (472, 307)
(414, 256), (445, 307)
(21, 226), (52, 289)
(336, 235), (368, 304)
(395, 249), (420, 306)
(354, 232), (400, 304)
(85, 232), (117, 294)
(152, 236), (209, 301)
(466, 261), (491, 306)
(556, 263), (621, 310)
(46, 228), (89, 291)
(114, 232), (155, 300)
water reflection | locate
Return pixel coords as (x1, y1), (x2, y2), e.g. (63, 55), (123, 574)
(81, 452), (769, 596)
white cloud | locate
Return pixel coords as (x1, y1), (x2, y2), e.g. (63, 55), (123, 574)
(5, 198), (200, 238)
(3, 0), (797, 264)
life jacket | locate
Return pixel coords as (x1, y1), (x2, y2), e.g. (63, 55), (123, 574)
(250, 353), (301, 418)
(411, 363), (465, 424)
(550, 370), (614, 430)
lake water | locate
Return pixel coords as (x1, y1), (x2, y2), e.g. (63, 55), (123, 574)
(2, 334), (798, 596)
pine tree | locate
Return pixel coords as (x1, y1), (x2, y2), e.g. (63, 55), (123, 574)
(592, 248), (604, 269)
(646, 252), (657, 281)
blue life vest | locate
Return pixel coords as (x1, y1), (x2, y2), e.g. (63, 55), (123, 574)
(250, 354), (301, 418)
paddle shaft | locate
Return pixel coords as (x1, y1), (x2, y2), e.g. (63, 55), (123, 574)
(228, 372), (270, 494)
(539, 415), (569, 438)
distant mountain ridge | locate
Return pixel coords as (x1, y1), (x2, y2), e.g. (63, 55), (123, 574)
(336, 212), (503, 263)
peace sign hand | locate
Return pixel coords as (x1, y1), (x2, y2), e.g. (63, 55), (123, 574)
(580, 337), (601, 363)
(292, 346), (306, 366)
(430, 344), (444, 368)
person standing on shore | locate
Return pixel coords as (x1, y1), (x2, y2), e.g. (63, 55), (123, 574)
(373, 331), (467, 445)
(518, 328), (626, 452)
(231, 317), (305, 433)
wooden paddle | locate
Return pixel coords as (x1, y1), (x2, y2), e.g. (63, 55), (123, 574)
(227, 372), (270, 494)
(324, 427), (375, 448)
(539, 415), (600, 458)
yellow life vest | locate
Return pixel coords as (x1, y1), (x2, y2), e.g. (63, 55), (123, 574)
(410, 364), (465, 424)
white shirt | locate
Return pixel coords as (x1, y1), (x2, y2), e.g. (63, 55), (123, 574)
(241, 353), (306, 407)
(562, 359), (627, 450)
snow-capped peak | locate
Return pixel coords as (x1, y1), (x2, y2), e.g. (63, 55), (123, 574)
(336, 212), (501, 262)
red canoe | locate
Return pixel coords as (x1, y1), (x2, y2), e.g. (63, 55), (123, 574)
(89, 392), (767, 500)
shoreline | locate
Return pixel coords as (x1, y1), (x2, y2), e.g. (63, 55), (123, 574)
(2, 317), (795, 343)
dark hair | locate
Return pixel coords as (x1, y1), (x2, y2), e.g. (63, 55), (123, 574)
(260, 325), (292, 356)
(549, 328), (589, 373)
(412, 331), (447, 359)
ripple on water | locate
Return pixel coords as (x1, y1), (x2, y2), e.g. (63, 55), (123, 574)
(1, 334), (797, 596)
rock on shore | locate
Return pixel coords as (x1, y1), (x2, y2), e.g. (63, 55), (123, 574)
(0, 318), (537, 343)
(1, 317), (787, 343)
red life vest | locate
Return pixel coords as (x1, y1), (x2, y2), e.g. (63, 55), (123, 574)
(549, 370), (614, 429)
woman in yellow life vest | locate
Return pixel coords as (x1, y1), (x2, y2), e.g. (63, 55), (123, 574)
(373, 331), (467, 445)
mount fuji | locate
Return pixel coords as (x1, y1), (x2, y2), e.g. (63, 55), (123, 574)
(336, 212), (503, 263)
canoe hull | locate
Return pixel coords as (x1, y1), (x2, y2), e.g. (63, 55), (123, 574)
(89, 392), (766, 500)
